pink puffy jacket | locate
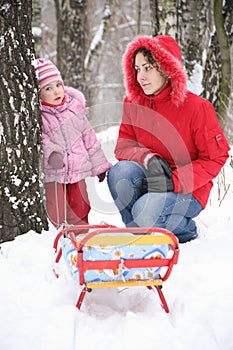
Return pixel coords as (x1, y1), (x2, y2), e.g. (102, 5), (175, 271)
(41, 87), (112, 183)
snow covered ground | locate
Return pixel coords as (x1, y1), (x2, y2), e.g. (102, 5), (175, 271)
(1, 140), (233, 350)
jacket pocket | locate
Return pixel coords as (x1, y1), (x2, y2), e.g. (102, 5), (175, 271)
(205, 126), (229, 160)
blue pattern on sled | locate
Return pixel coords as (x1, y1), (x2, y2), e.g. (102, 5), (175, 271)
(62, 234), (169, 283)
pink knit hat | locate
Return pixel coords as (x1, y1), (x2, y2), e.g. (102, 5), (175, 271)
(35, 58), (63, 90)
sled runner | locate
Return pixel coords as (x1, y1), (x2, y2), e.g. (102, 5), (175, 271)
(53, 224), (179, 313)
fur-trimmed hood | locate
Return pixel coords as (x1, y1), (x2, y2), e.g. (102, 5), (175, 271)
(123, 35), (187, 107)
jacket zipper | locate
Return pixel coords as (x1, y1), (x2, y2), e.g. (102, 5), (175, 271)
(150, 95), (155, 109)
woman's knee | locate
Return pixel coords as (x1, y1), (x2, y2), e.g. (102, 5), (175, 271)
(108, 160), (144, 185)
(131, 193), (156, 227)
(108, 161), (128, 181)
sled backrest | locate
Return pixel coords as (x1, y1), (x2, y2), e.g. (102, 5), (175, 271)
(53, 225), (179, 312)
(58, 226), (178, 285)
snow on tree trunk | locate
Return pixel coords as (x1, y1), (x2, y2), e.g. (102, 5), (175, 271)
(150, 0), (212, 80)
(150, 0), (179, 38)
(178, 0), (212, 78)
(0, 1), (48, 243)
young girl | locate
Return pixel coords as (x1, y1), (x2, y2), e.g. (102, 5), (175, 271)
(36, 58), (111, 228)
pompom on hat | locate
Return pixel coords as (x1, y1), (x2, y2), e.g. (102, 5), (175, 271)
(35, 58), (63, 90)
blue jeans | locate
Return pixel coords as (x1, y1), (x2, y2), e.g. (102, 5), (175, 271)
(107, 160), (203, 243)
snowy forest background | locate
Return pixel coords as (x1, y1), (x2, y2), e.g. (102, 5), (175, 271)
(0, 0), (233, 242)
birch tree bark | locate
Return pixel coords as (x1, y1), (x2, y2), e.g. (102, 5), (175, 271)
(150, 0), (179, 38)
(178, 0), (212, 78)
(150, 0), (212, 78)
(202, 0), (231, 126)
(213, 0), (231, 123)
(0, 0), (48, 242)
(222, 0), (233, 139)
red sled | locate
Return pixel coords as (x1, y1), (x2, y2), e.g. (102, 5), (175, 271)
(53, 224), (179, 313)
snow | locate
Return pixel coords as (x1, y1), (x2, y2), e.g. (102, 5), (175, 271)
(32, 26), (42, 38)
(0, 136), (233, 350)
(187, 63), (203, 95)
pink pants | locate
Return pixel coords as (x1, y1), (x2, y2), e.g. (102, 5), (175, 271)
(45, 180), (90, 228)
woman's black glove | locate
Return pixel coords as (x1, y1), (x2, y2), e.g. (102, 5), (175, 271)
(143, 156), (174, 192)
(143, 173), (174, 192)
(147, 156), (172, 177)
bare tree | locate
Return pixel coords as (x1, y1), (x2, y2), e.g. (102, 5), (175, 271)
(178, 0), (212, 78)
(202, 33), (222, 108)
(202, 0), (232, 128)
(137, 0), (142, 34)
(85, 0), (112, 74)
(32, 0), (42, 55)
(223, 0), (233, 47)
(0, 0), (48, 242)
(86, 0), (152, 109)
(150, 0), (179, 38)
(84, 0), (112, 103)
(55, 0), (87, 94)
(213, 0), (231, 123)
(223, 0), (233, 141)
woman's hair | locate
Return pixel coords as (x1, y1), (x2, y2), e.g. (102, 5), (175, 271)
(133, 47), (167, 78)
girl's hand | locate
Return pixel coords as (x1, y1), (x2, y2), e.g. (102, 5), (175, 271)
(48, 152), (64, 169)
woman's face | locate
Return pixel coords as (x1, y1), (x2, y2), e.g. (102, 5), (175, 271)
(134, 52), (167, 95)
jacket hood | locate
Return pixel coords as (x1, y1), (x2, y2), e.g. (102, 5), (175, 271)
(123, 35), (187, 106)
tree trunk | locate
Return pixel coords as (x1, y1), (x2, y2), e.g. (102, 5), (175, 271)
(137, 0), (142, 34)
(213, 0), (231, 124)
(150, 0), (179, 38)
(0, 0), (48, 243)
(56, 0), (87, 94)
(222, 0), (233, 140)
(178, 0), (212, 78)
(32, 0), (42, 56)
(149, 0), (212, 77)
(223, 0), (233, 47)
(202, 32), (222, 108)
(84, 0), (112, 70)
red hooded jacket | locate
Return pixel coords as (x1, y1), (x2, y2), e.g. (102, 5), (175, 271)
(115, 35), (230, 208)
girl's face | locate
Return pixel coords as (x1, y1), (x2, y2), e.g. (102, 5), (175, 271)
(40, 81), (64, 105)
(134, 52), (167, 96)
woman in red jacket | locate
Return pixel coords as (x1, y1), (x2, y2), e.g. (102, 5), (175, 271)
(107, 35), (230, 243)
